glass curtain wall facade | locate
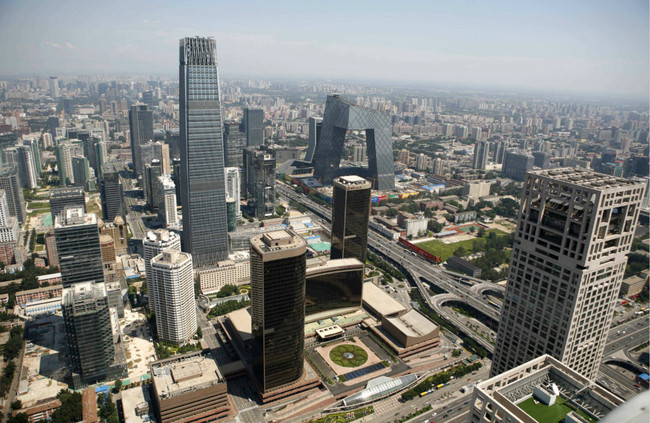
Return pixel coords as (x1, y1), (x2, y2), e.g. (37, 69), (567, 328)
(312, 95), (394, 190)
(330, 176), (372, 264)
(128, 105), (154, 176)
(250, 230), (306, 392)
(54, 208), (104, 288)
(179, 37), (229, 267)
(63, 282), (115, 387)
(305, 259), (364, 318)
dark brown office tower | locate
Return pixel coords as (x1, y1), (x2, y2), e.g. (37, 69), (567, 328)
(250, 230), (306, 393)
(330, 175), (372, 264)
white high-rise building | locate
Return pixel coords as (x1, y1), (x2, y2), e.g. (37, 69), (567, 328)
(224, 167), (241, 219)
(150, 250), (197, 344)
(0, 190), (18, 243)
(143, 229), (181, 285)
(492, 168), (646, 379)
(157, 175), (178, 227)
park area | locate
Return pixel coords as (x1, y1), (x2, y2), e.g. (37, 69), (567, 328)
(415, 228), (507, 262)
(518, 396), (596, 423)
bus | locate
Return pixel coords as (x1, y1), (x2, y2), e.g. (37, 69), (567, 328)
(436, 384), (444, 389)
(488, 300), (501, 310)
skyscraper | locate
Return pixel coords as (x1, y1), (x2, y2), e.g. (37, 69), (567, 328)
(71, 156), (92, 190)
(150, 250), (197, 344)
(224, 167), (242, 220)
(128, 105), (154, 176)
(502, 150), (534, 181)
(143, 229), (181, 288)
(16, 145), (38, 189)
(223, 121), (247, 168)
(304, 116), (322, 162)
(243, 147), (276, 220)
(55, 142), (75, 186)
(99, 164), (125, 221)
(330, 176), (372, 265)
(243, 108), (264, 147)
(55, 207), (104, 288)
(158, 175), (178, 227)
(62, 281), (119, 388)
(179, 36), (229, 267)
(312, 95), (394, 190)
(49, 76), (60, 99)
(472, 141), (490, 170)
(0, 164), (26, 225)
(50, 187), (85, 223)
(492, 168), (646, 379)
(250, 230), (306, 392)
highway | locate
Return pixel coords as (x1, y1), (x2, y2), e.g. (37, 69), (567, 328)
(277, 182), (501, 353)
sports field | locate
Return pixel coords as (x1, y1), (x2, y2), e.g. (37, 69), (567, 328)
(416, 228), (506, 262)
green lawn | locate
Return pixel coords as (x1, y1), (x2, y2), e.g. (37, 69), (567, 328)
(518, 396), (596, 423)
(416, 229), (506, 262)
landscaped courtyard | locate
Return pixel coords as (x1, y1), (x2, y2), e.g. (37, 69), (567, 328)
(329, 344), (368, 368)
(518, 396), (596, 423)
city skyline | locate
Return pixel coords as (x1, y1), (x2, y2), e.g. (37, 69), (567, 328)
(0, 1), (648, 98)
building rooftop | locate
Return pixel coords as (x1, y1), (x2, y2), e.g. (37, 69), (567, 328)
(55, 207), (96, 228)
(334, 175), (371, 189)
(144, 228), (179, 244)
(362, 282), (406, 317)
(151, 351), (224, 400)
(306, 258), (364, 276)
(473, 354), (622, 423)
(530, 168), (646, 191)
(384, 309), (438, 338)
(152, 250), (191, 267)
(62, 281), (106, 305)
(227, 307), (252, 341)
(250, 229), (306, 259)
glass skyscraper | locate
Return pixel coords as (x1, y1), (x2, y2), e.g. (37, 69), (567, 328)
(250, 230), (306, 393)
(330, 175), (372, 264)
(54, 207), (104, 288)
(179, 37), (229, 267)
(312, 95), (394, 190)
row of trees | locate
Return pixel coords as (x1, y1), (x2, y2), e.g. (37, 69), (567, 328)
(401, 361), (483, 400)
(207, 299), (251, 318)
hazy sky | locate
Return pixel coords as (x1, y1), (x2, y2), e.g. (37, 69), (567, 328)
(1, 0), (648, 97)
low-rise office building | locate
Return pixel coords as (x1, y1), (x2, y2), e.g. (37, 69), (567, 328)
(150, 351), (231, 422)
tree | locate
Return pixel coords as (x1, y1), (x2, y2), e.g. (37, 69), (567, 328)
(385, 208), (398, 218)
(453, 246), (467, 257)
(428, 220), (443, 233)
(51, 390), (82, 423)
(113, 379), (122, 392)
(7, 413), (28, 423)
(477, 227), (486, 238)
(469, 226), (475, 233)
(11, 399), (22, 410)
(196, 326), (203, 339)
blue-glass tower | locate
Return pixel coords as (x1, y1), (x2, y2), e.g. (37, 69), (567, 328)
(179, 37), (229, 267)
